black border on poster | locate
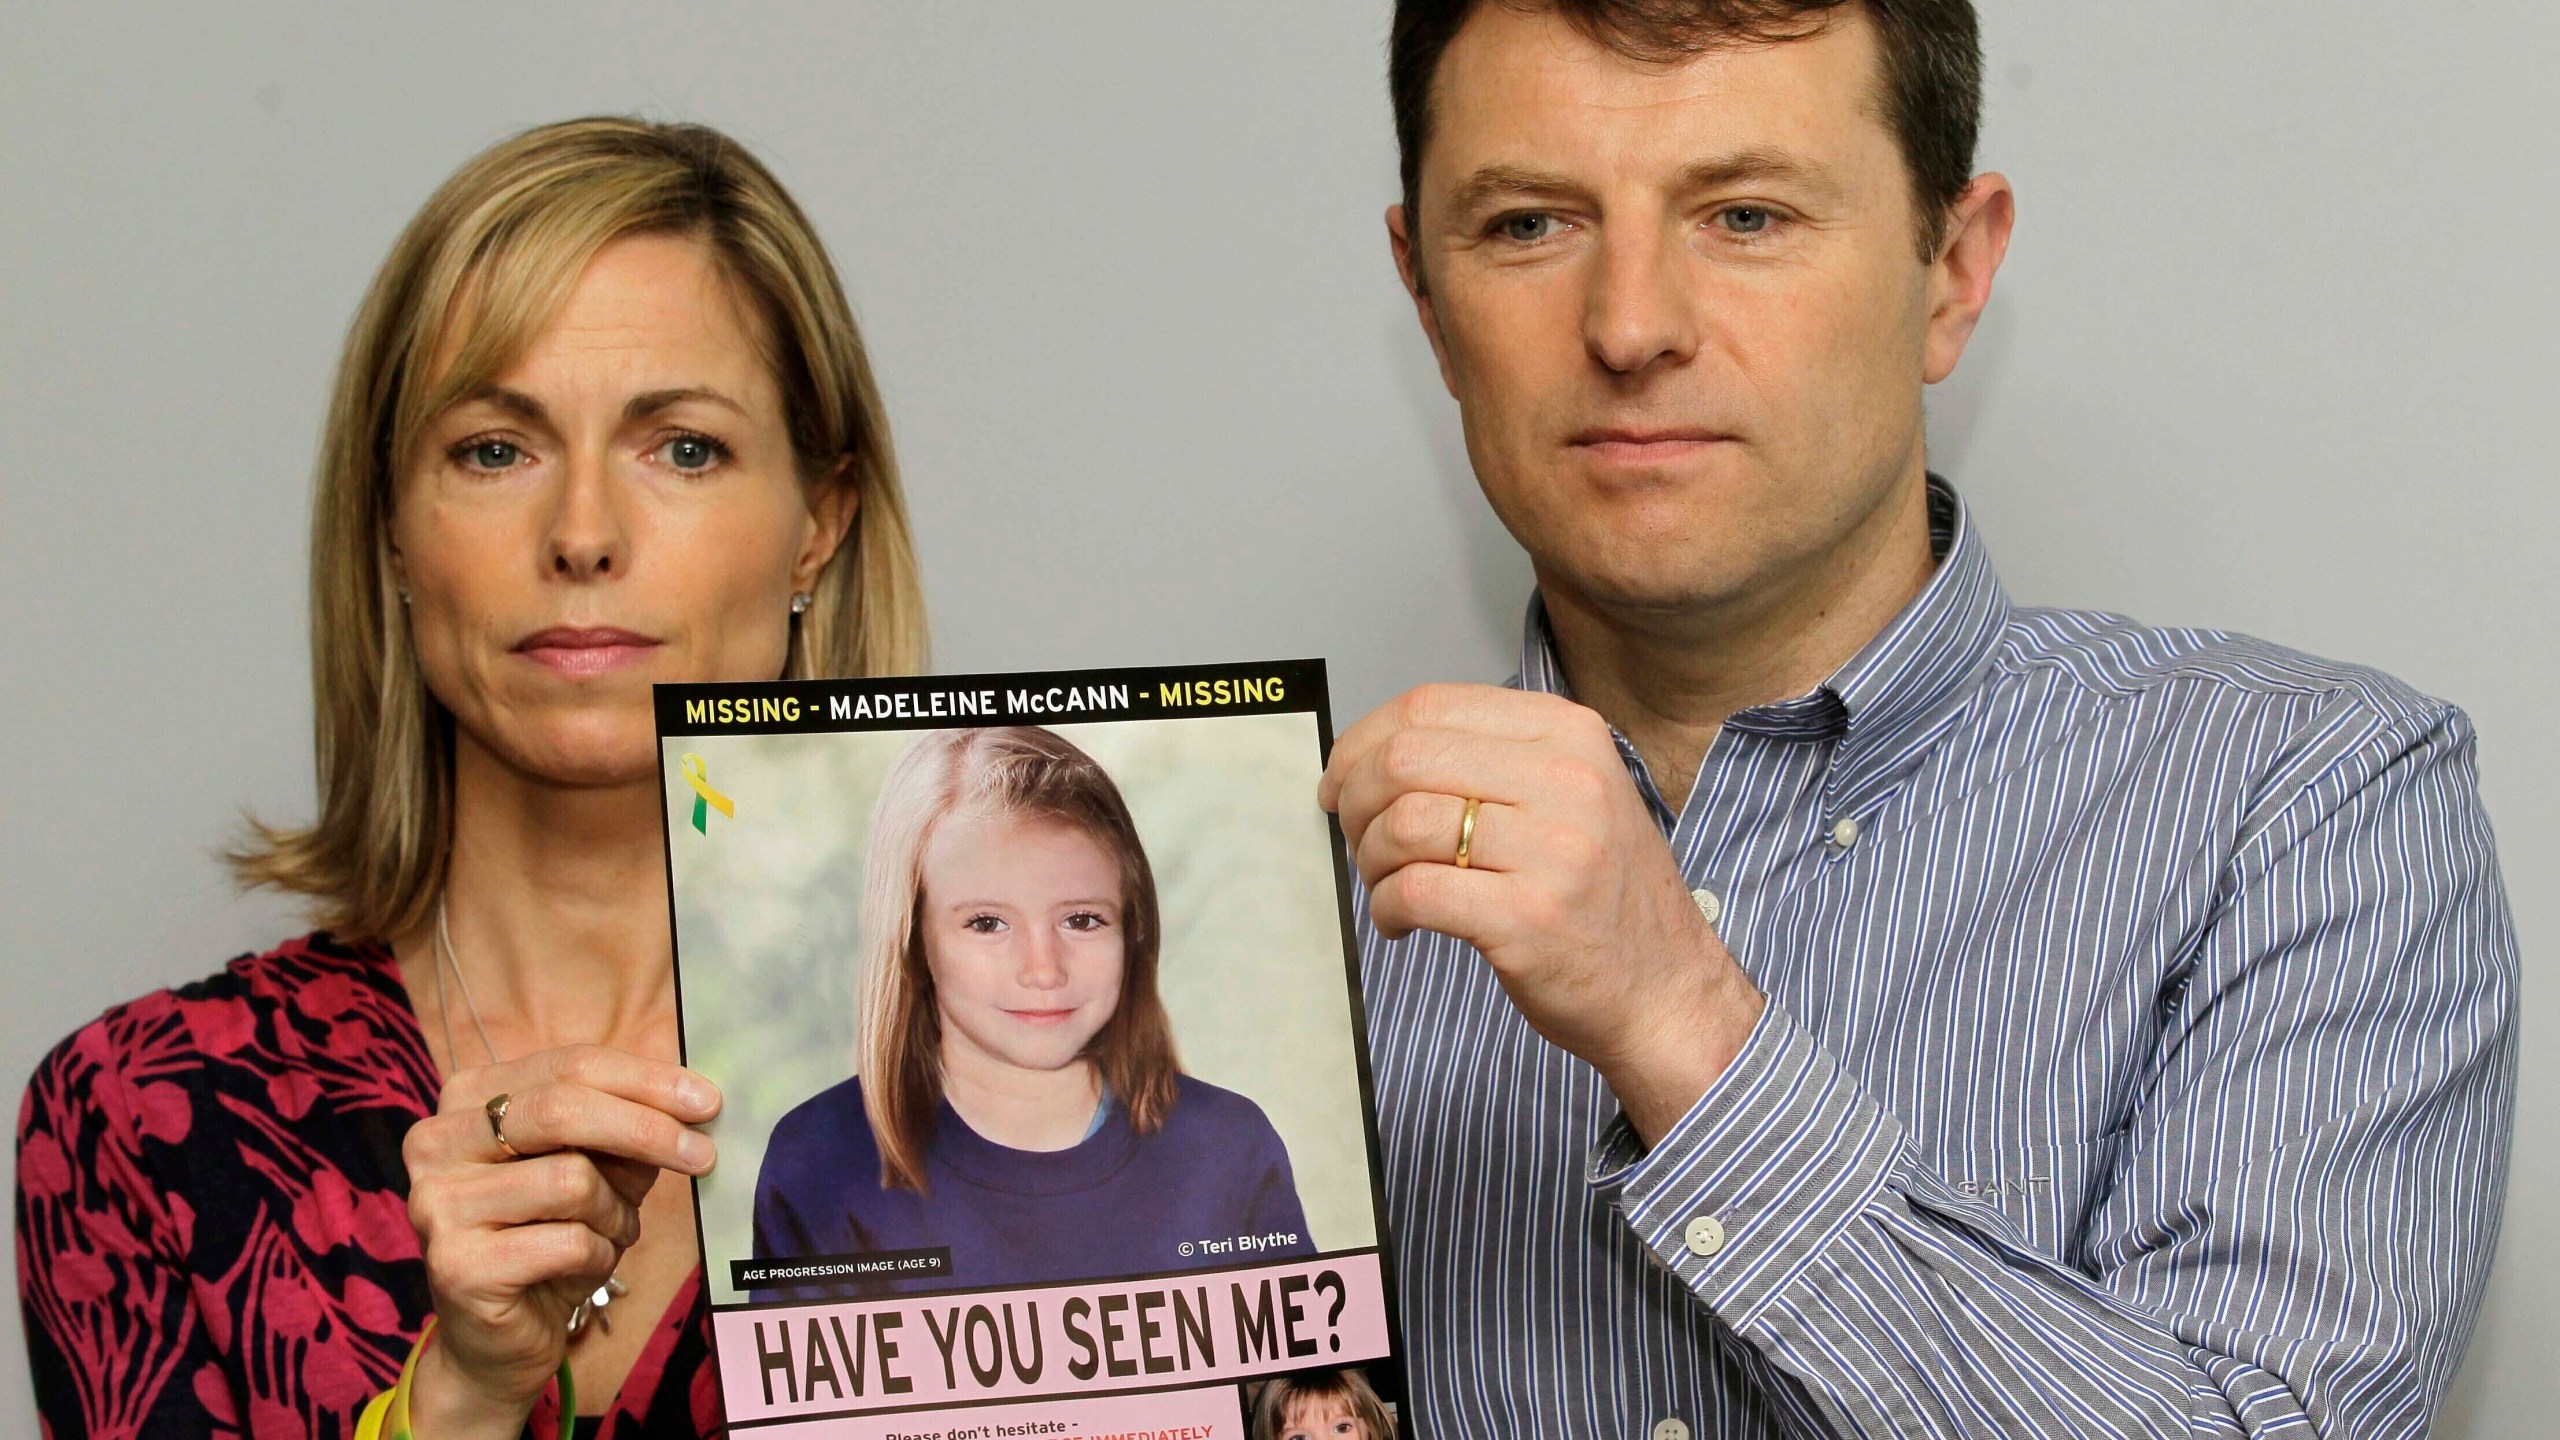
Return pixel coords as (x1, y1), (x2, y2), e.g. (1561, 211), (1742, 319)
(651, 658), (1418, 1435)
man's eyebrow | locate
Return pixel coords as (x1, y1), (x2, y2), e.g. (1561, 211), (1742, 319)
(1444, 164), (1588, 217)
(1675, 149), (1849, 201)
(624, 386), (751, 422)
(1443, 151), (1849, 218)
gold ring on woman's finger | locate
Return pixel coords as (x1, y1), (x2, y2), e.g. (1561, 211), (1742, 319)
(485, 1092), (524, 1160)
(1455, 797), (1482, 870)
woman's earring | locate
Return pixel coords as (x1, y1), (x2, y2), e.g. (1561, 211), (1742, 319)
(397, 588), (411, 605)
(790, 592), (812, 616)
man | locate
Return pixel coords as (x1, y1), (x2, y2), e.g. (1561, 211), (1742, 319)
(1320, 2), (2517, 1436)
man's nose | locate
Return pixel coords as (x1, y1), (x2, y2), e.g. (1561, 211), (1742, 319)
(1584, 222), (1701, 376)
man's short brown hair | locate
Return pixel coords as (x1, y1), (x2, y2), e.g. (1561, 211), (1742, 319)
(1390, 0), (1983, 261)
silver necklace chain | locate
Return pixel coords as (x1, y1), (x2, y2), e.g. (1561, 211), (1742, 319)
(434, 900), (501, 1067)
(433, 895), (627, 1339)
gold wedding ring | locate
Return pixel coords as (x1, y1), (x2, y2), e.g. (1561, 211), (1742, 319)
(485, 1092), (523, 1161)
(1454, 797), (1481, 870)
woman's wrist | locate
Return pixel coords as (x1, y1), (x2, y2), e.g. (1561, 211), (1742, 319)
(403, 1331), (546, 1440)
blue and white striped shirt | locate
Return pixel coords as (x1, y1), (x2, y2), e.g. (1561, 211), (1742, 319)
(1361, 480), (2516, 1439)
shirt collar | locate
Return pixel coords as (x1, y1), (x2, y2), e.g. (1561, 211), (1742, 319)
(1517, 475), (2011, 806)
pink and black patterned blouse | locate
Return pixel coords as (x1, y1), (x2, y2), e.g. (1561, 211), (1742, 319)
(16, 932), (721, 1438)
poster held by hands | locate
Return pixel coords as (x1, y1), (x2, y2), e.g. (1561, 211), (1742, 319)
(657, 660), (1413, 1439)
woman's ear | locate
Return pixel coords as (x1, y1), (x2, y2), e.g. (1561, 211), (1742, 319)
(792, 458), (862, 593)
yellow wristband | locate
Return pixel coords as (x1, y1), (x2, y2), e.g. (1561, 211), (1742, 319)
(352, 1387), (393, 1440)
(352, 1315), (433, 1440)
(352, 1317), (577, 1440)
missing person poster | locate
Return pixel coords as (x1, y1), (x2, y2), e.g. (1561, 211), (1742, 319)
(656, 660), (1412, 1440)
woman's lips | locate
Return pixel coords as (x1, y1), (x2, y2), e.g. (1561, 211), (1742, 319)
(513, 627), (662, 677)
(1003, 1008), (1081, 1025)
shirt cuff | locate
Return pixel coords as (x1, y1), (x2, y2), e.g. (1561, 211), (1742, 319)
(1586, 998), (1906, 1327)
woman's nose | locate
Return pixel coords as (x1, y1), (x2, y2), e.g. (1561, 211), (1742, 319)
(544, 450), (628, 581)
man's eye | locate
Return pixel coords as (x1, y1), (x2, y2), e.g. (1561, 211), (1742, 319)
(655, 434), (726, 471)
(1718, 206), (1776, 236)
(1497, 213), (1561, 244)
(456, 439), (522, 471)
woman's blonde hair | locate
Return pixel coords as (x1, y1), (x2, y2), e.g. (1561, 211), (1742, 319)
(233, 117), (926, 941)
(857, 727), (1182, 1193)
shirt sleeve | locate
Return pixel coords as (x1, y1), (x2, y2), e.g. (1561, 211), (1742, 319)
(1588, 702), (2518, 1439)
(17, 1021), (231, 1439)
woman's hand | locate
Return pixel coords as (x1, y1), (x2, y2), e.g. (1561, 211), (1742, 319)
(399, 1044), (720, 1438)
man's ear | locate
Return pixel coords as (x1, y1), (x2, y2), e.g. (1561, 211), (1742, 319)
(1922, 173), (2016, 385)
(792, 459), (862, 593)
(1388, 203), (1463, 399)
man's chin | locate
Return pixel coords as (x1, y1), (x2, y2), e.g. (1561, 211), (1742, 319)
(1536, 555), (1764, 624)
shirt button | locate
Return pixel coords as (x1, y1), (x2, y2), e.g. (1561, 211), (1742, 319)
(1829, 815), (1861, 848)
(1690, 887), (1722, 925)
(1652, 1418), (1692, 1440)
(1683, 1214), (1726, 1257)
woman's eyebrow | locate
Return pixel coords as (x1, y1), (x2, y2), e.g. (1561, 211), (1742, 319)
(624, 386), (749, 421)
(456, 384), (551, 424)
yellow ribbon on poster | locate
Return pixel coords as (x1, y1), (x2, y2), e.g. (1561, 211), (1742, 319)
(681, 753), (734, 834)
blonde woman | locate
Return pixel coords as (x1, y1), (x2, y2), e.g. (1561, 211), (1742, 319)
(751, 727), (1314, 1295)
(15, 118), (925, 1438)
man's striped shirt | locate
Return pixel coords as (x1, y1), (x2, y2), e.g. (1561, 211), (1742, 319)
(1362, 480), (2516, 1438)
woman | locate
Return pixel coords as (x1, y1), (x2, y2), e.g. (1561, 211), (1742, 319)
(750, 726), (1313, 1295)
(16, 117), (926, 1437)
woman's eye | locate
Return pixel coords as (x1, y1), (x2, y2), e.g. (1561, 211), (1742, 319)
(655, 434), (727, 471)
(1497, 212), (1561, 244)
(963, 914), (1007, 934)
(1717, 206), (1776, 236)
(456, 439), (523, 471)
(1062, 911), (1111, 933)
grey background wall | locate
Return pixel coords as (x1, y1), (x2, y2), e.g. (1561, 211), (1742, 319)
(2, 2), (2548, 1433)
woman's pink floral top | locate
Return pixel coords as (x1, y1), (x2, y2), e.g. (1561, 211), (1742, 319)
(16, 933), (719, 1438)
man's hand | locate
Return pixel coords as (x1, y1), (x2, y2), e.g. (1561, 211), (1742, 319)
(1320, 683), (1765, 1143)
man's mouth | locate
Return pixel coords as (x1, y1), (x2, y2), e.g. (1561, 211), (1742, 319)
(1567, 425), (1736, 466)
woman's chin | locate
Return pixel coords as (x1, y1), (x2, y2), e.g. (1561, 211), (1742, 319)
(475, 723), (662, 791)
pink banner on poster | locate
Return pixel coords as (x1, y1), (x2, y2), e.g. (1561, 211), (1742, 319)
(714, 1252), (1391, 1424)
(721, 1384), (1245, 1439)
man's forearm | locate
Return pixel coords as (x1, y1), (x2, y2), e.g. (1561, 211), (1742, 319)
(1592, 1001), (2502, 1439)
